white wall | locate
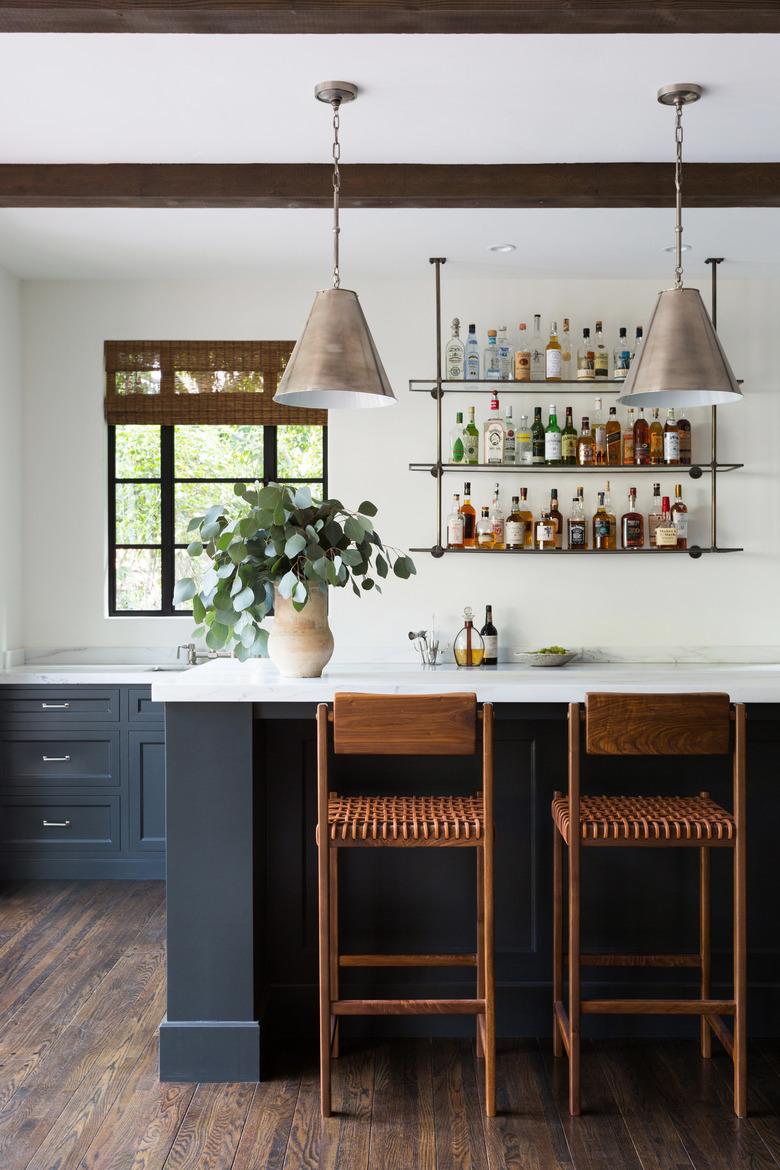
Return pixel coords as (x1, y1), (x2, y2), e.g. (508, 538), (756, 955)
(0, 267), (22, 660)
(19, 268), (776, 659)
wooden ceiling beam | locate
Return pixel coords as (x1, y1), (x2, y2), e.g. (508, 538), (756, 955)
(1, 1), (779, 33)
(0, 163), (777, 209)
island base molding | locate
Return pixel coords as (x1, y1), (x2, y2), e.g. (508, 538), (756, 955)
(159, 1018), (262, 1082)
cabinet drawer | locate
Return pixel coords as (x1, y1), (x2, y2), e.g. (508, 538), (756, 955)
(0, 730), (119, 786)
(0, 795), (120, 851)
(128, 686), (164, 724)
(0, 688), (120, 723)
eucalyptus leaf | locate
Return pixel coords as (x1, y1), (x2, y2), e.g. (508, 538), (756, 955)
(357, 500), (378, 517)
(205, 621), (229, 650)
(292, 579), (308, 606)
(285, 532), (307, 558)
(201, 520), (222, 541)
(344, 516), (364, 543)
(376, 552), (388, 578)
(192, 594), (206, 624)
(186, 540), (203, 557)
(294, 486), (312, 509)
(278, 569), (297, 599)
(172, 577), (196, 604)
(234, 585), (256, 612)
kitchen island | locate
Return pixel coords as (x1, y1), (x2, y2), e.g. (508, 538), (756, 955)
(153, 660), (780, 1081)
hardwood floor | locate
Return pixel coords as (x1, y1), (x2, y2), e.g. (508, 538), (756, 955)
(1, 882), (780, 1170)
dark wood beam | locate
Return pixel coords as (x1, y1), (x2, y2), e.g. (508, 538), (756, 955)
(0, 163), (777, 209)
(1, 1), (780, 33)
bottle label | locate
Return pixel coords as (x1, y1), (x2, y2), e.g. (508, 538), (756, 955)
(656, 525), (678, 547)
(452, 437), (464, 462)
(545, 350), (562, 378)
(614, 351), (631, 378)
(463, 434), (479, 462)
(595, 353), (609, 377)
(595, 517), (611, 539)
(674, 513), (688, 538)
(544, 432), (562, 461)
(478, 531), (493, 547)
(578, 440), (594, 465)
(466, 354), (480, 380)
(504, 432), (516, 461)
(562, 433), (577, 460)
(593, 424), (606, 450)
(623, 436), (634, 464)
(482, 635), (498, 659)
(506, 520), (526, 546)
(624, 517), (642, 546)
(492, 519), (505, 542)
(536, 522), (554, 544)
(486, 425), (504, 463)
(664, 433), (680, 462)
(607, 430), (621, 455)
(634, 440), (649, 462)
(447, 517), (464, 545)
(569, 521), (586, 548)
(514, 353), (531, 381)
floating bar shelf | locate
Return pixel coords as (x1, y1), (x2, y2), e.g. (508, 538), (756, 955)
(409, 462), (743, 476)
(410, 378), (744, 395)
(410, 546), (742, 559)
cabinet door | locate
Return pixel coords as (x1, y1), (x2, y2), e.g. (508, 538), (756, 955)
(128, 730), (166, 852)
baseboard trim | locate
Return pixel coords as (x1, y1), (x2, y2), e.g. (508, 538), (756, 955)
(159, 1017), (262, 1082)
(0, 857), (165, 879)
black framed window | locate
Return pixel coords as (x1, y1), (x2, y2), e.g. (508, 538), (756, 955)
(108, 422), (328, 615)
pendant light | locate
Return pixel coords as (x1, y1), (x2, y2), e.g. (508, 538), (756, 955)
(274, 82), (396, 410)
(616, 84), (742, 408)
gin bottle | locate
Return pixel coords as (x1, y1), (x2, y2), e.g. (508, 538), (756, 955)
(503, 405), (516, 464)
(445, 318), (465, 380)
(463, 406), (480, 465)
(484, 394), (505, 464)
(465, 323), (480, 380)
(515, 413), (532, 465)
(497, 325), (514, 381)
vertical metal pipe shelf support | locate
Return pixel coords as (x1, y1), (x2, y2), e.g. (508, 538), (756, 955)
(430, 257), (446, 558)
(707, 257), (723, 551)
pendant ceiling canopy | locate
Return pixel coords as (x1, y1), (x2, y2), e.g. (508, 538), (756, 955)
(274, 81), (396, 411)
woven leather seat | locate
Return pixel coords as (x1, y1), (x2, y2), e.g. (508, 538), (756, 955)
(552, 793), (735, 844)
(328, 793), (484, 843)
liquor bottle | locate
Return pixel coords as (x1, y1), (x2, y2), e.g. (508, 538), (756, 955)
(514, 323), (531, 381)
(633, 407), (650, 466)
(549, 489), (564, 549)
(545, 321), (562, 381)
(592, 491), (616, 550)
(560, 318), (573, 380)
(613, 327), (631, 380)
(677, 409), (692, 465)
(561, 406), (577, 466)
(620, 487), (644, 549)
(544, 404), (562, 466)
(506, 496), (527, 550)
(671, 483), (688, 550)
(648, 482), (663, 546)
(483, 329), (501, 380)
(531, 314), (545, 381)
(567, 495), (588, 550)
(594, 321), (609, 379)
(634, 325), (644, 360)
(490, 484), (506, 549)
(447, 493), (465, 549)
(591, 397), (607, 466)
(531, 406), (545, 465)
(504, 405), (516, 464)
(663, 408), (680, 465)
(497, 326), (514, 381)
(445, 318), (465, 380)
(484, 393), (505, 464)
(465, 323), (480, 380)
(577, 415), (595, 466)
(516, 414), (532, 465)
(450, 410), (465, 463)
(649, 408), (664, 465)
(655, 496), (679, 550)
(463, 406), (480, 465)
(577, 327), (595, 380)
(476, 506), (494, 549)
(606, 405), (621, 466)
(461, 482), (476, 548)
(622, 407), (635, 465)
(454, 607), (485, 667)
(535, 495), (558, 551)
(480, 605), (498, 666)
(517, 487), (534, 548)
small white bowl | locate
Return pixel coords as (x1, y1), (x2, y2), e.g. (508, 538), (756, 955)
(515, 650), (578, 668)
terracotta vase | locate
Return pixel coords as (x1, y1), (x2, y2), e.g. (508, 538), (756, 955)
(267, 583), (334, 678)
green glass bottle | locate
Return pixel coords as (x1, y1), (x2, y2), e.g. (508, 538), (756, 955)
(531, 406), (545, 465)
(450, 410), (465, 463)
(561, 406), (577, 466)
(463, 406), (480, 465)
(544, 403), (562, 466)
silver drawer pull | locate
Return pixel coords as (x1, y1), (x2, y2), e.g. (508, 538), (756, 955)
(42, 819), (71, 828)
(42, 755), (70, 763)
(41, 702), (70, 710)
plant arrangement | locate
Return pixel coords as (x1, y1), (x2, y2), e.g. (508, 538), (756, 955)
(173, 482), (416, 661)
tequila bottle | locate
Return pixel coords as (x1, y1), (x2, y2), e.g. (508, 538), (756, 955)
(514, 323), (531, 381)
(450, 410), (465, 463)
(445, 317), (465, 380)
(497, 325), (514, 381)
(483, 329), (501, 380)
(530, 314), (545, 380)
(484, 393), (505, 464)
(465, 323), (480, 380)
(463, 406), (480, 465)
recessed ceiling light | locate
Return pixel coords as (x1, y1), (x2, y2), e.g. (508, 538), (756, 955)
(487, 243), (516, 254)
(663, 243), (693, 253)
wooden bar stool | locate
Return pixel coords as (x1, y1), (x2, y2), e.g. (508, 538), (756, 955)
(316, 692), (495, 1118)
(552, 692), (747, 1117)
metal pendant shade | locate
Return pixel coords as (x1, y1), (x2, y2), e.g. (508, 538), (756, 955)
(617, 287), (741, 408)
(275, 288), (395, 409)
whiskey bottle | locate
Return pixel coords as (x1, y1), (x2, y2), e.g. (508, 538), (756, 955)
(517, 487), (534, 548)
(531, 406), (545, 464)
(671, 483), (688, 550)
(561, 407), (577, 466)
(483, 329), (501, 381)
(454, 607), (485, 667)
(567, 495), (588, 550)
(463, 405), (480, 465)
(549, 489), (564, 549)
(633, 407), (650, 466)
(649, 408), (664, 465)
(450, 410), (465, 463)
(497, 326), (514, 381)
(516, 414), (532, 465)
(622, 407), (635, 464)
(663, 408), (680, 465)
(577, 328), (595, 381)
(655, 496), (679, 549)
(577, 415), (595, 466)
(591, 397), (607, 465)
(445, 318), (465, 380)
(461, 482), (476, 548)
(535, 496), (558, 550)
(647, 481), (663, 546)
(592, 491), (616, 550)
(606, 405), (622, 466)
(544, 404), (562, 466)
(621, 487), (644, 549)
(484, 393), (505, 464)
(560, 318), (573, 380)
(490, 484), (506, 549)
(613, 327), (631, 380)
(447, 493), (465, 549)
(480, 605), (498, 666)
(531, 314), (545, 381)
(514, 323), (531, 381)
(594, 321), (609, 379)
(476, 506), (494, 549)
(465, 323), (480, 381)
(504, 405), (516, 464)
(677, 409), (692, 465)
(545, 322), (563, 381)
(506, 496), (527, 550)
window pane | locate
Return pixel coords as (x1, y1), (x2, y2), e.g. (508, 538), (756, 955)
(115, 425), (161, 478)
(175, 483), (236, 543)
(115, 548), (161, 611)
(174, 370), (263, 394)
(115, 370), (161, 395)
(277, 425), (324, 479)
(174, 425), (264, 479)
(174, 548), (211, 611)
(115, 483), (161, 543)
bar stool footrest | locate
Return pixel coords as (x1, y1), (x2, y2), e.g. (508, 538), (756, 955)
(581, 998), (736, 1015)
(332, 998), (485, 1016)
(339, 952), (478, 968)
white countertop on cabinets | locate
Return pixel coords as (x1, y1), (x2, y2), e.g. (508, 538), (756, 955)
(0, 665), (190, 685)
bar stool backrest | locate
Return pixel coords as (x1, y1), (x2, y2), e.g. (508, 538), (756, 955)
(332, 692), (478, 756)
(585, 692), (732, 756)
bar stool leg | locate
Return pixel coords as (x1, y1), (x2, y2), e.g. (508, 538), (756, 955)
(484, 835), (496, 1117)
(553, 793), (563, 1058)
(476, 848), (485, 1060)
(568, 844), (581, 1116)
(330, 849), (340, 1060)
(733, 706), (747, 1118)
(699, 840), (712, 1059)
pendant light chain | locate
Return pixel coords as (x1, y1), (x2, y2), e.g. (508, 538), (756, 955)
(674, 98), (684, 290)
(331, 98), (342, 289)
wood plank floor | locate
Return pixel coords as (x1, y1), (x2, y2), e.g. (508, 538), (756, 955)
(2, 882), (780, 1170)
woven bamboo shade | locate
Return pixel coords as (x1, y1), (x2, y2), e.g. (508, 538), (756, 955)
(104, 340), (327, 425)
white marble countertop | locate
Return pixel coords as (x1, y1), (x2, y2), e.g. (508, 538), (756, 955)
(149, 659), (780, 704)
(0, 665), (192, 685)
